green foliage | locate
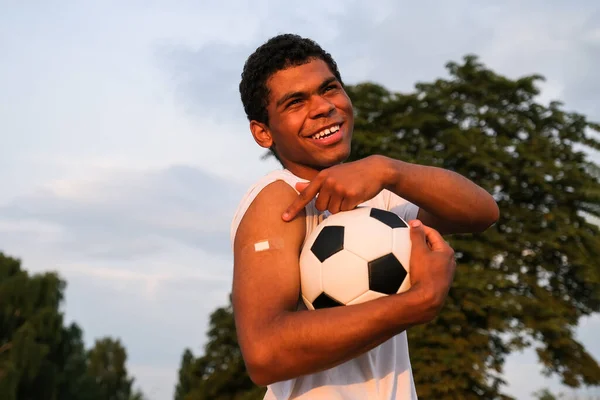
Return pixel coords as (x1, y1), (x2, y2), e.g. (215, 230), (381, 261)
(345, 55), (600, 399)
(1, 251), (67, 399)
(87, 337), (144, 400)
(183, 55), (600, 399)
(533, 388), (561, 400)
(174, 300), (266, 400)
(174, 349), (195, 400)
(0, 251), (145, 400)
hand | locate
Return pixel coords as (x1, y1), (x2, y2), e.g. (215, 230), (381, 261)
(282, 156), (389, 221)
(407, 219), (456, 318)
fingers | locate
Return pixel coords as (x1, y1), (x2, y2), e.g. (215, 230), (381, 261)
(282, 180), (321, 221)
(314, 189), (332, 212)
(340, 197), (357, 213)
(295, 182), (310, 192)
(409, 220), (452, 254)
(421, 225), (451, 253)
(327, 194), (343, 214)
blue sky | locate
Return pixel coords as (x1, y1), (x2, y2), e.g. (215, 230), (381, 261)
(1, 1), (599, 399)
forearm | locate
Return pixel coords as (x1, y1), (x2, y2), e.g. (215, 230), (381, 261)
(251, 288), (435, 386)
(379, 156), (499, 231)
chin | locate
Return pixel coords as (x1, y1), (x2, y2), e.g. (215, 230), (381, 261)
(316, 148), (351, 168)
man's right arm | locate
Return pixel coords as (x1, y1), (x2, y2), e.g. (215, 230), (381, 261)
(232, 180), (455, 386)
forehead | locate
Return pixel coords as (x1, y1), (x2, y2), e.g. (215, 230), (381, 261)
(267, 59), (336, 98)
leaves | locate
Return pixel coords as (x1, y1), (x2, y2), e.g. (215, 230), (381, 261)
(191, 54), (600, 399)
(346, 54), (600, 399)
(174, 301), (266, 400)
(0, 252), (145, 400)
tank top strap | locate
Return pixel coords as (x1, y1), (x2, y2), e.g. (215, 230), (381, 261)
(230, 169), (314, 247)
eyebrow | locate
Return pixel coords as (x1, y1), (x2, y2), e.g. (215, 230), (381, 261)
(276, 76), (339, 108)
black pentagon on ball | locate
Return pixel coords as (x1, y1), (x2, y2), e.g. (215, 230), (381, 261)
(369, 208), (407, 229)
(312, 292), (344, 309)
(310, 225), (345, 262)
(368, 253), (407, 295)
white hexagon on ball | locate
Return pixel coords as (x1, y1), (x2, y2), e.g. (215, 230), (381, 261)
(321, 249), (369, 304)
(343, 208), (393, 261)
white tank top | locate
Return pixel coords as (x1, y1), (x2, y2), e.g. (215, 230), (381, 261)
(230, 169), (420, 400)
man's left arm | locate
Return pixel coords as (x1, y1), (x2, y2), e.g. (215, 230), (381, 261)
(379, 156), (500, 235)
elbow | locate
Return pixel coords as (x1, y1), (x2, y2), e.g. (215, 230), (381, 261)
(476, 201), (500, 233)
(243, 343), (279, 387)
(486, 201), (501, 229)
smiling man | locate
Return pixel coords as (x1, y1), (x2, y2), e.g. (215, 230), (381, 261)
(230, 34), (499, 399)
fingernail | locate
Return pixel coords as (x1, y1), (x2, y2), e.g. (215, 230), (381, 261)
(282, 212), (289, 220)
(409, 220), (421, 228)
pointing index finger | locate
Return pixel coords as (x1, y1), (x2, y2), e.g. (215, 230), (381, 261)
(282, 180), (321, 221)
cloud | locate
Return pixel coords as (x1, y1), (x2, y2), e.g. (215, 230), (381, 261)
(157, 1), (600, 129)
(155, 0), (501, 119)
(0, 165), (245, 260)
(503, 315), (600, 398)
(2, 2), (600, 400)
(61, 265), (232, 400)
(156, 42), (251, 123)
(153, 0), (351, 124)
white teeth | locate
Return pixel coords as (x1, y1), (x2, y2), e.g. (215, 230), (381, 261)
(311, 125), (340, 139)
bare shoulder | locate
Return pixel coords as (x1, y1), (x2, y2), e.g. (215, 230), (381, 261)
(233, 179), (306, 252)
(232, 180), (306, 345)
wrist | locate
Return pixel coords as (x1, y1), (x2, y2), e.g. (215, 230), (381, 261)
(407, 283), (444, 324)
(374, 155), (407, 192)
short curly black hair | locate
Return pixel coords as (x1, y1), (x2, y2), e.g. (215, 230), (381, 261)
(239, 34), (344, 162)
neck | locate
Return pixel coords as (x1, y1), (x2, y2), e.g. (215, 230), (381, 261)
(283, 162), (328, 181)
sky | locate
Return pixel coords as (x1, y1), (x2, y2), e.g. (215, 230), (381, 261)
(1, 1), (599, 399)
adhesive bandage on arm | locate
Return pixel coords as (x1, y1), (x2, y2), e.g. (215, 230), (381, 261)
(254, 240), (271, 252)
(245, 237), (285, 253)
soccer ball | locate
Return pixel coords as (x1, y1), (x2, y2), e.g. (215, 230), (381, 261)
(299, 206), (412, 310)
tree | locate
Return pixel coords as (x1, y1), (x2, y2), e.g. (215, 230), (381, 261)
(179, 55), (600, 399)
(87, 337), (144, 400)
(174, 349), (195, 400)
(0, 251), (70, 400)
(533, 388), (562, 400)
(53, 323), (104, 400)
(0, 251), (145, 400)
(344, 55), (600, 399)
(174, 300), (266, 400)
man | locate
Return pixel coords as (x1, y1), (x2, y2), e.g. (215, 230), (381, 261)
(230, 34), (499, 399)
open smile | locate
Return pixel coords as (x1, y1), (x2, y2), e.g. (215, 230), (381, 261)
(310, 124), (341, 139)
(306, 122), (344, 146)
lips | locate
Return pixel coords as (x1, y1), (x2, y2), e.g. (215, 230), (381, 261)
(307, 123), (344, 146)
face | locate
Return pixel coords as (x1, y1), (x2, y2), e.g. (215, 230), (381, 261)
(251, 58), (354, 180)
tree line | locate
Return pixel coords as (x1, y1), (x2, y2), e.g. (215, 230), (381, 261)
(174, 55), (600, 400)
(0, 252), (145, 400)
(2, 54), (599, 399)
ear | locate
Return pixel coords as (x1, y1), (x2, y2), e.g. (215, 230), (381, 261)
(250, 120), (274, 149)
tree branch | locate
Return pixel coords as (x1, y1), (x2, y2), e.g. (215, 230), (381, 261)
(0, 342), (12, 354)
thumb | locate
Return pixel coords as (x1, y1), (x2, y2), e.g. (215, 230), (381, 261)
(408, 220), (428, 251)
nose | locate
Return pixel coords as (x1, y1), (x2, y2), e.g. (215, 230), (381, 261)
(308, 95), (335, 119)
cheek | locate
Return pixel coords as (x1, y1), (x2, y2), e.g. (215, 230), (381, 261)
(269, 116), (304, 147)
(276, 114), (305, 136)
(335, 95), (353, 113)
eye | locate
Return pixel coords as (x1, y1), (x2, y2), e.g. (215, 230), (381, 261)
(286, 98), (303, 108)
